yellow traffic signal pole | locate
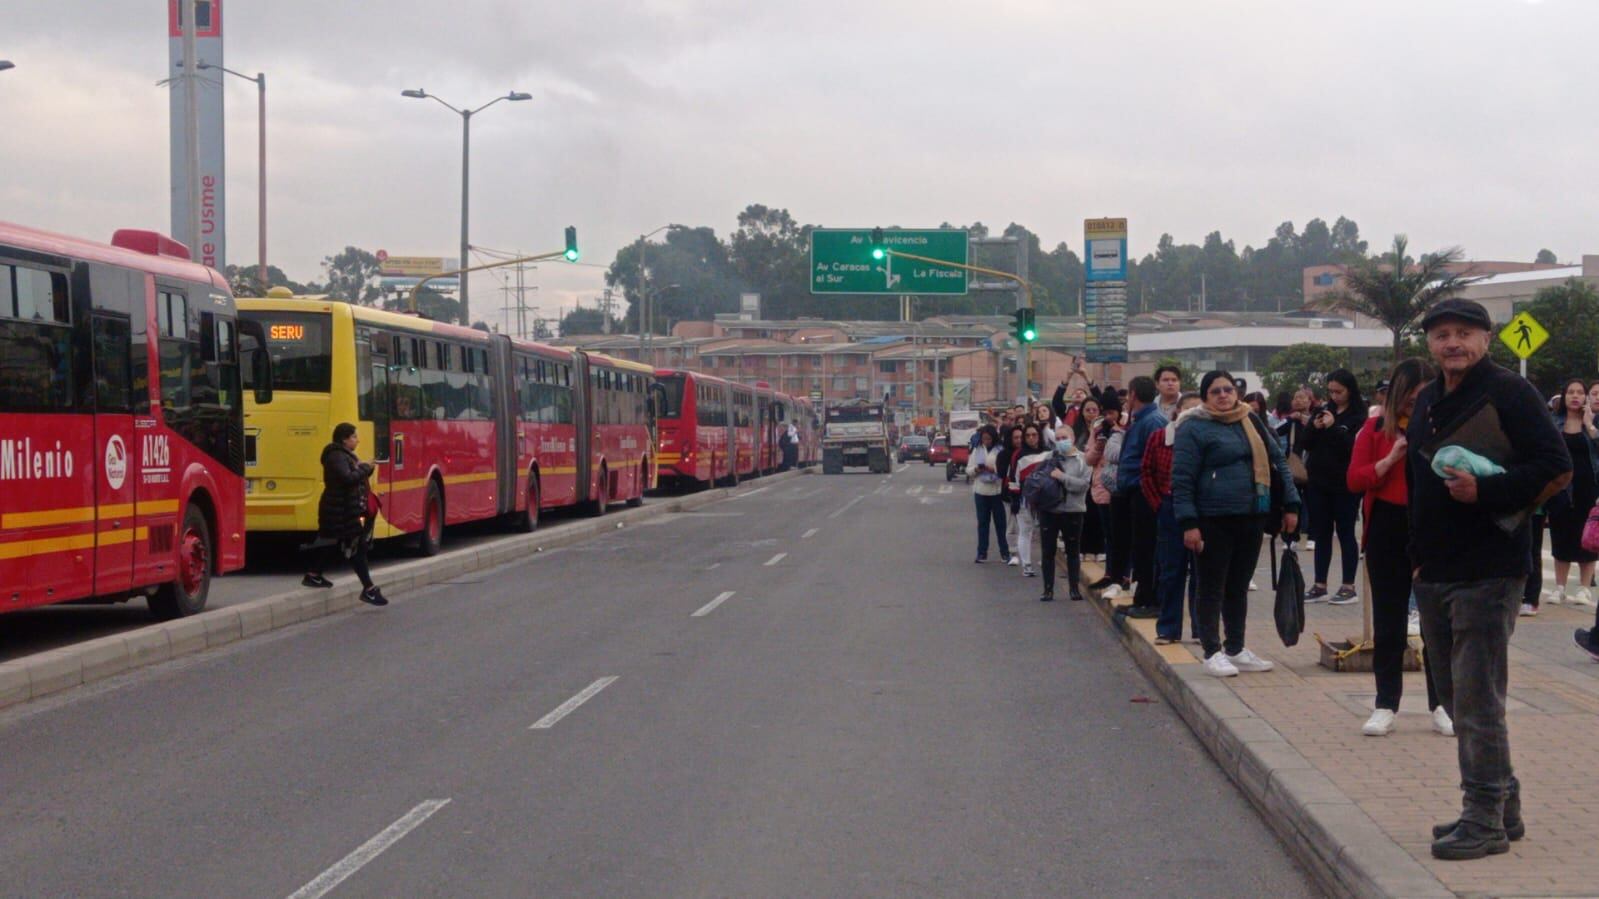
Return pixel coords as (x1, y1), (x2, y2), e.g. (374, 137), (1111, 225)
(885, 249), (1037, 405)
(408, 249), (569, 317)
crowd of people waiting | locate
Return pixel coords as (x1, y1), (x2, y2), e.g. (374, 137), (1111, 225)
(963, 297), (1596, 861)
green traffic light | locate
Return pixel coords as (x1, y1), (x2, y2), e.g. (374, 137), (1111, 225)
(563, 225), (579, 262)
(871, 247), (885, 260)
(1022, 328), (1037, 342)
(564, 248), (580, 262)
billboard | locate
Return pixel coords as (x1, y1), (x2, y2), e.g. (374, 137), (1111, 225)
(168, 0), (226, 271)
(376, 255), (458, 278)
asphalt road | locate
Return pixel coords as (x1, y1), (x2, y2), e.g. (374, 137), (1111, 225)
(0, 463), (1320, 898)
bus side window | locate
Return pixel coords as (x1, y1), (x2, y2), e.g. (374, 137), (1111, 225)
(0, 262), (74, 412)
(157, 289), (190, 411)
(90, 314), (133, 412)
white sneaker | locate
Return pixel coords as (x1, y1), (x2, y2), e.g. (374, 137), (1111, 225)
(1022, 564), (1035, 577)
(1248, 579), (1258, 591)
(1432, 706), (1455, 737)
(1362, 708), (1396, 736)
(1571, 588), (1596, 608)
(1226, 647), (1275, 672)
(1407, 610), (1422, 636)
(1520, 603), (1538, 617)
(1546, 589), (1564, 605)
(1103, 584), (1123, 599)
(1204, 652), (1239, 677)
(1304, 540), (1315, 550)
(1007, 556), (1019, 567)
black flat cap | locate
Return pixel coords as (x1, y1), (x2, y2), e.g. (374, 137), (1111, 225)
(1420, 298), (1493, 332)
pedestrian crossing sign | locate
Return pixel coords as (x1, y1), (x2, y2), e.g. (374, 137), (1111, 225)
(1499, 311), (1548, 360)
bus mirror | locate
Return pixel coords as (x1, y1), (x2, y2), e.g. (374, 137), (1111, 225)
(238, 317), (274, 404)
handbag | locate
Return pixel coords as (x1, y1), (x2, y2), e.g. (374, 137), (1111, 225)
(1272, 540), (1306, 647)
(1581, 502), (1599, 555)
(1286, 452), (1309, 488)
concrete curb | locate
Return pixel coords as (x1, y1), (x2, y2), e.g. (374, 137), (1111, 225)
(1083, 586), (1454, 899)
(0, 469), (812, 713)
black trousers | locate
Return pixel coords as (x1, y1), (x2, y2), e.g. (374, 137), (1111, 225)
(1107, 491), (1134, 584)
(1367, 500), (1439, 712)
(315, 538), (374, 590)
(1082, 497), (1106, 555)
(1039, 510), (1084, 596)
(1525, 515), (1545, 608)
(1195, 516), (1264, 658)
(1307, 484), (1361, 585)
(1129, 491), (1158, 608)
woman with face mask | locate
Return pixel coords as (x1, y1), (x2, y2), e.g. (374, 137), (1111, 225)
(1034, 433), (1093, 602)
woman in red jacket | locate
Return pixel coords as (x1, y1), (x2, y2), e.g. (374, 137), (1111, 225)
(1347, 359), (1445, 737)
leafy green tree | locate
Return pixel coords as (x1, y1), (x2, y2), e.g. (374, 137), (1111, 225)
(1488, 279), (1599, 396)
(1260, 344), (1351, 399)
(225, 263), (319, 297)
(383, 286), (459, 323)
(1536, 248), (1559, 265)
(1317, 235), (1479, 362)
(321, 247), (382, 306)
(607, 226), (741, 332)
(559, 307), (618, 336)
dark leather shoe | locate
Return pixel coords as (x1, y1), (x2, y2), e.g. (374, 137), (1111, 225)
(1433, 816), (1524, 841)
(1069, 589), (1084, 602)
(1124, 605), (1161, 619)
(1431, 821), (1511, 860)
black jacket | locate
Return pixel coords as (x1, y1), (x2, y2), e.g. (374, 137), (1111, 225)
(1406, 357), (1571, 583)
(1302, 404), (1367, 493)
(317, 443), (373, 541)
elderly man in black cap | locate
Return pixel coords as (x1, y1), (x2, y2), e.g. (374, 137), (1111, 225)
(1407, 298), (1572, 860)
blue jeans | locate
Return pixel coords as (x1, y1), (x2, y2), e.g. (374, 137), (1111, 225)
(1155, 499), (1200, 639)
(974, 492), (1009, 560)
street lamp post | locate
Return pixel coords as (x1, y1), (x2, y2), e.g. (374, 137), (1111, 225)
(637, 224), (677, 360)
(401, 88), (531, 326)
(199, 62), (266, 291)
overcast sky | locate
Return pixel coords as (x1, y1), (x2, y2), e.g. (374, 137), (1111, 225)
(3, 0), (1594, 331)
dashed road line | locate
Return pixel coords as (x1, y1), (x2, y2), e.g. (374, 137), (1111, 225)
(906, 485), (924, 495)
(728, 486), (770, 500)
(764, 552), (788, 567)
(938, 484), (953, 494)
(693, 591), (736, 617)
(801, 528), (819, 539)
(530, 677), (620, 730)
(286, 799), (452, 899)
(828, 495), (866, 519)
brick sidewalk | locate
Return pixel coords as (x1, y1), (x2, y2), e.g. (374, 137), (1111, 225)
(1086, 551), (1599, 898)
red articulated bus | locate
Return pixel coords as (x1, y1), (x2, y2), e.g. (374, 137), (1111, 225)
(240, 294), (654, 549)
(655, 369), (737, 488)
(1, 222), (270, 618)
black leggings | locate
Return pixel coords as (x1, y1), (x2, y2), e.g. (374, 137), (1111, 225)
(1195, 516), (1264, 658)
(1307, 484), (1361, 586)
(1367, 500), (1438, 711)
(1039, 510), (1084, 596)
(314, 539), (374, 590)
(1107, 491), (1134, 584)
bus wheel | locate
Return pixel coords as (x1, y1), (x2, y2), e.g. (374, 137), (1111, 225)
(418, 481), (444, 556)
(587, 466), (609, 517)
(150, 505), (211, 620)
(515, 477), (540, 533)
(626, 462), (646, 508)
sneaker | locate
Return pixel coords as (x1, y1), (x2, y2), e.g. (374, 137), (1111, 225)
(1088, 576), (1116, 590)
(1248, 579), (1258, 591)
(301, 573), (334, 589)
(1519, 603), (1538, 617)
(359, 586), (389, 606)
(1305, 585), (1329, 603)
(1023, 564), (1036, 577)
(1303, 540), (1315, 551)
(1226, 647), (1275, 672)
(1069, 589), (1084, 602)
(1408, 609), (1422, 635)
(1124, 605), (1160, 619)
(1362, 708), (1397, 736)
(1154, 634), (1181, 645)
(1545, 589), (1563, 605)
(974, 555), (986, 564)
(1039, 592), (1054, 602)
(1432, 706), (1455, 736)
(1329, 585), (1359, 605)
(1103, 583), (1123, 599)
(1204, 652), (1239, 677)
(1575, 628), (1599, 662)
(1007, 556), (1020, 567)
(1571, 588), (1596, 608)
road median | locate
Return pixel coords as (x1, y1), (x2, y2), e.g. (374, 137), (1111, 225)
(0, 470), (810, 713)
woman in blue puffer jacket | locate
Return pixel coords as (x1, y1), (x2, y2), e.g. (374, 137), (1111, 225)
(1172, 371), (1301, 678)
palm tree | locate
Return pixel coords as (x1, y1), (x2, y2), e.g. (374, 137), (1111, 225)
(1316, 235), (1482, 362)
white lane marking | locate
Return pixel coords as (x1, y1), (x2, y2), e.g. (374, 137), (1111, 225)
(802, 528), (819, 539)
(938, 485), (953, 494)
(918, 497), (934, 505)
(764, 552), (788, 566)
(693, 591), (736, 617)
(530, 677), (620, 730)
(906, 485), (924, 495)
(729, 486), (770, 500)
(706, 562), (722, 570)
(287, 799), (452, 899)
(828, 495), (865, 519)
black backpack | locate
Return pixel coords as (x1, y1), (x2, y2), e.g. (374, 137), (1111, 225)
(1022, 458), (1066, 510)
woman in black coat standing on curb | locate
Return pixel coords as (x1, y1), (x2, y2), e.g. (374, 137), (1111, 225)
(303, 422), (388, 605)
(1302, 369), (1367, 603)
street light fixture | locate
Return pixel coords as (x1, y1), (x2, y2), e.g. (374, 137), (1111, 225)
(400, 88), (532, 325)
(0, 61), (15, 72)
(197, 61), (268, 292)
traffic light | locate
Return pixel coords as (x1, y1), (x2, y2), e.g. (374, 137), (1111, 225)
(1013, 307), (1037, 343)
(870, 227), (886, 261)
(563, 226), (579, 262)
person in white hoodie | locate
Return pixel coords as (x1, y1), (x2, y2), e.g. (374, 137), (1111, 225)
(1012, 424), (1054, 578)
(1030, 433), (1093, 601)
(967, 425), (1010, 563)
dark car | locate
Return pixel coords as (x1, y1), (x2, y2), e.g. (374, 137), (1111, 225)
(896, 435), (931, 463)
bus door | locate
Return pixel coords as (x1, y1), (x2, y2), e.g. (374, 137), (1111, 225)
(90, 311), (137, 596)
(489, 336), (516, 516)
(387, 335), (422, 532)
(573, 353), (594, 504)
(362, 335), (392, 533)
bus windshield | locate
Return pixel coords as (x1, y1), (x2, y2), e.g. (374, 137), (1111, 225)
(659, 374), (686, 419)
(240, 311), (331, 392)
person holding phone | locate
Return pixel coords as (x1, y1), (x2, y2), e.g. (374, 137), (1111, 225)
(967, 425), (1010, 563)
(303, 422), (388, 606)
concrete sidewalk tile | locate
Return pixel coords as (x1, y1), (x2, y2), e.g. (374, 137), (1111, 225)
(164, 617), (209, 657)
(202, 609), (244, 647)
(123, 628), (172, 668)
(25, 649), (84, 698)
(76, 636), (132, 683)
(0, 665), (30, 708)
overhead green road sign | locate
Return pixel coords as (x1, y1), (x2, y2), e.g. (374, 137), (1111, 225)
(810, 228), (969, 295)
